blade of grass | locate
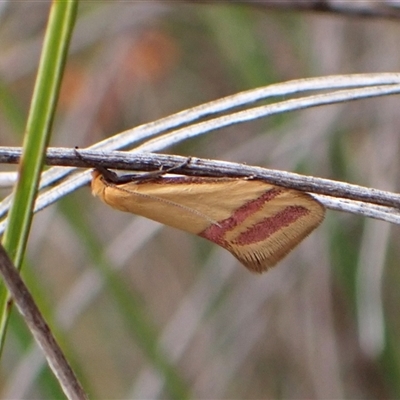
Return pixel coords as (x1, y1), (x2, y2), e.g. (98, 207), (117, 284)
(0, 0), (78, 353)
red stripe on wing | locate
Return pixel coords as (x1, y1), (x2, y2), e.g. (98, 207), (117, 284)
(200, 188), (282, 246)
(233, 205), (309, 245)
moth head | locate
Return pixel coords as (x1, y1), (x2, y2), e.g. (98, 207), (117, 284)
(91, 169), (110, 199)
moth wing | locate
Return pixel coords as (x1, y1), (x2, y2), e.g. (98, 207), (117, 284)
(92, 172), (325, 273)
(200, 190), (325, 273)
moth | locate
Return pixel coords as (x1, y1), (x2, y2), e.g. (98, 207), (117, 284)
(90, 163), (325, 273)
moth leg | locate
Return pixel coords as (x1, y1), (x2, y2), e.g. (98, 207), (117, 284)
(159, 156), (192, 174)
(74, 147), (144, 184)
(122, 156), (192, 181)
(74, 147), (192, 184)
(74, 147), (121, 183)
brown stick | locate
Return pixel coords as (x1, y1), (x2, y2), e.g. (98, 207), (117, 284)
(0, 245), (88, 400)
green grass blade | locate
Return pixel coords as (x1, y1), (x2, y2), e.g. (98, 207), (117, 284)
(0, 0), (78, 353)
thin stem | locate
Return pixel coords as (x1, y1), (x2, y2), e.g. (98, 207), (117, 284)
(0, 244), (87, 400)
(1, 147), (400, 211)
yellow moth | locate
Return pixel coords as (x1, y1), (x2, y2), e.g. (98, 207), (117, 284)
(91, 168), (325, 273)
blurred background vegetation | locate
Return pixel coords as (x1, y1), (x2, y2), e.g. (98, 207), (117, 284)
(1, 1), (400, 398)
